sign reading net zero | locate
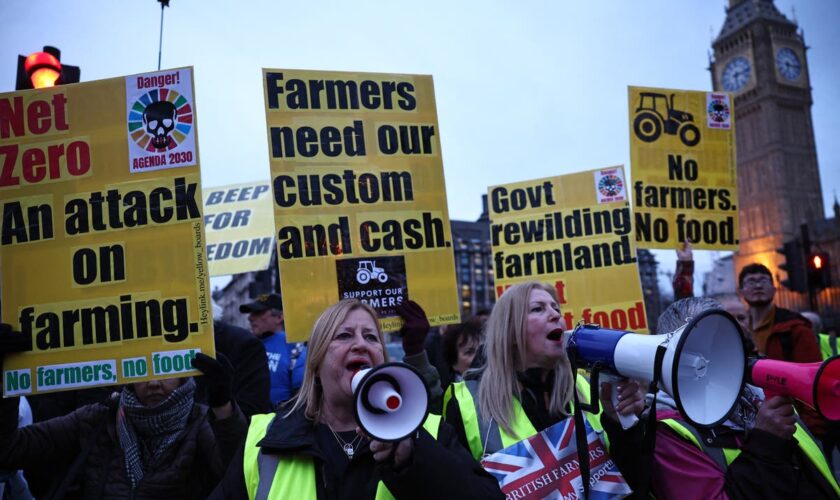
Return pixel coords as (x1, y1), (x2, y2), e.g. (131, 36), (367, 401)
(628, 86), (738, 250)
(0, 67), (214, 397)
(262, 69), (460, 340)
(203, 181), (275, 277)
(489, 167), (648, 332)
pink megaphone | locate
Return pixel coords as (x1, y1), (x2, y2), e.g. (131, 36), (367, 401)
(748, 356), (840, 421)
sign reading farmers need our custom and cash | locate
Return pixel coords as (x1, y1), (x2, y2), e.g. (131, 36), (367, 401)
(628, 86), (738, 250)
(0, 67), (214, 396)
(203, 181), (275, 276)
(490, 167), (648, 331)
(262, 69), (460, 339)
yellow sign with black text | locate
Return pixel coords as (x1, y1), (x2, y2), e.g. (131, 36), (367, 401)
(489, 167), (648, 332)
(203, 181), (275, 276)
(262, 69), (460, 340)
(628, 86), (738, 250)
(0, 67), (214, 396)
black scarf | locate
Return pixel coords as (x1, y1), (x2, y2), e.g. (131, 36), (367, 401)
(117, 378), (195, 487)
(516, 368), (557, 431)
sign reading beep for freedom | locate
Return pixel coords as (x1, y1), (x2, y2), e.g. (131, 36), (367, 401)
(262, 69), (460, 339)
(202, 181), (275, 277)
(0, 67), (214, 396)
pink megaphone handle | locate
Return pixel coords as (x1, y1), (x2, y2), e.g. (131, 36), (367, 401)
(751, 359), (817, 404)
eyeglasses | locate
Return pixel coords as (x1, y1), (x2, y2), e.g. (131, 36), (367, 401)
(742, 276), (773, 288)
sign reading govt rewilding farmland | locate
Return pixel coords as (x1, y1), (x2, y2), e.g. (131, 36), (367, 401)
(490, 167), (648, 331)
(628, 86), (738, 250)
(262, 69), (460, 339)
(0, 67), (214, 396)
(203, 181), (274, 276)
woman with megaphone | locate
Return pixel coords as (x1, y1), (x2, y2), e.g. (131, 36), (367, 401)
(443, 281), (648, 499)
(651, 297), (840, 500)
(210, 299), (503, 499)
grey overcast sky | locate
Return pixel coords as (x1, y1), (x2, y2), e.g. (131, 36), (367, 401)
(2, 0), (838, 295)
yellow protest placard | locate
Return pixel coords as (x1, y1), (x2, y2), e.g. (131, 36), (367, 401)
(489, 167), (648, 332)
(203, 181), (274, 276)
(0, 67), (214, 396)
(262, 69), (460, 340)
(628, 86), (738, 250)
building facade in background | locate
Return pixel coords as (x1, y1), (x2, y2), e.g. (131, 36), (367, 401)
(709, 0), (839, 326)
(451, 197), (495, 317)
(703, 254), (737, 298)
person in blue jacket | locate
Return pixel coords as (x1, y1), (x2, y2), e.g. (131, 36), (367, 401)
(240, 293), (306, 406)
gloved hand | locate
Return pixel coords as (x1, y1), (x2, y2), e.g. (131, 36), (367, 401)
(191, 352), (233, 408)
(395, 300), (429, 357)
(1, 323), (32, 397)
(0, 323), (32, 355)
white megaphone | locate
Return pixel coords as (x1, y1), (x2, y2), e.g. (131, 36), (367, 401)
(567, 309), (746, 428)
(352, 362), (430, 442)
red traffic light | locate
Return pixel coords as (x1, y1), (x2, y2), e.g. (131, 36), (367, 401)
(807, 251), (831, 290)
(15, 46), (80, 91)
(24, 51), (62, 89)
(812, 254), (823, 270)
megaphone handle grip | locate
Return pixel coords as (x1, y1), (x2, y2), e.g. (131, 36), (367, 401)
(602, 374), (639, 430)
(763, 387), (781, 401)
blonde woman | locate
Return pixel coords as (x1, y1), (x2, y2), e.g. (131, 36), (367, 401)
(443, 281), (647, 493)
(212, 299), (503, 499)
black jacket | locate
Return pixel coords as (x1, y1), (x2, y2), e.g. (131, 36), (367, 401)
(689, 423), (836, 500)
(0, 395), (246, 500)
(23, 386), (118, 498)
(210, 407), (504, 499)
(195, 321), (272, 417)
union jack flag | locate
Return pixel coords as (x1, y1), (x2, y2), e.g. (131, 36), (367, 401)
(481, 417), (631, 500)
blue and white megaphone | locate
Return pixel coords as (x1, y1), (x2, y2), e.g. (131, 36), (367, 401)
(352, 362), (430, 442)
(567, 309), (746, 428)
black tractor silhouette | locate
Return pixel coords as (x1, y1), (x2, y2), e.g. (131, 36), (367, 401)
(633, 92), (700, 147)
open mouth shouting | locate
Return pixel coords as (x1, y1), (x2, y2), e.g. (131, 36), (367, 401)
(546, 329), (564, 342)
(346, 359), (372, 376)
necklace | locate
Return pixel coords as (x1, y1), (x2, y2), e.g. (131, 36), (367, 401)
(329, 427), (364, 459)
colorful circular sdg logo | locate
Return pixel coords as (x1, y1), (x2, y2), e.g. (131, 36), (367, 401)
(598, 174), (624, 197)
(128, 88), (193, 151)
(707, 97), (730, 124)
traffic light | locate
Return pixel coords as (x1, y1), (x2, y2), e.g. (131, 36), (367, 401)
(777, 240), (807, 292)
(15, 46), (80, 90)
(807, 252), (831, 290)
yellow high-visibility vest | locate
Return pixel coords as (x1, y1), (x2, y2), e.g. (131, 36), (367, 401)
(441, 374), (607, 461)
(243, 412), (442, 500)
(660, 417), (840, 498)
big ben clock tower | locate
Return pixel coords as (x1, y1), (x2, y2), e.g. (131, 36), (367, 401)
(710, 0), (824, 301)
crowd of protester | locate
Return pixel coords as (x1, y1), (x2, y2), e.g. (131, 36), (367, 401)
(1, 245), (840, 499)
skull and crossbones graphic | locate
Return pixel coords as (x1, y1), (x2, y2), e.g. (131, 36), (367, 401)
(142, 101), (178, 150)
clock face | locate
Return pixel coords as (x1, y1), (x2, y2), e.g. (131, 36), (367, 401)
(722, 57), (751, 92)
(776, 47), (802, 81)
